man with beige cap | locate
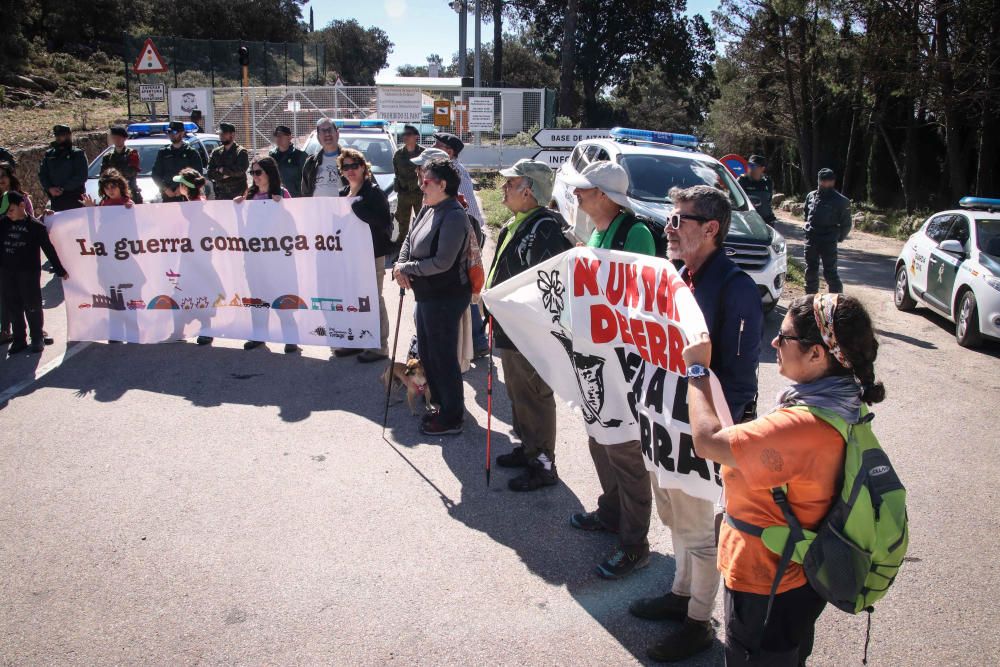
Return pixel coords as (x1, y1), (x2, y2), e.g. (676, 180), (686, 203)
(486, 159), (572, 492)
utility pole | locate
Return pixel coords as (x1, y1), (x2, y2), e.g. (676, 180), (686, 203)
(474, 0), (481, 89)
(459, 1), (467, 78)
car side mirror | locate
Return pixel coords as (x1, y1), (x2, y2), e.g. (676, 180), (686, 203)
(939, 239), (965, 256)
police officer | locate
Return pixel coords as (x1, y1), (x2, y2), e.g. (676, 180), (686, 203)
(803, 167), (852, 294)
(190, 109), (205, 133)
(392, 124), (424, 245)
(207, 122), (250, 201)
(151, 121), (205, 202)
(268, 126), (308, 198)
(101, 126), (143, 204)
(737, 154), (775, 225)
(38, 124), (88, 211)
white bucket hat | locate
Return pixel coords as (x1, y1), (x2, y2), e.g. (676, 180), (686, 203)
(562, 161), (632, 209)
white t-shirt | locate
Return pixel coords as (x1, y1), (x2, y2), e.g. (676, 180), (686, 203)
(312, 152), (342, 197)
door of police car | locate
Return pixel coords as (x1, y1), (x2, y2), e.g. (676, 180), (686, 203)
(926, 214), (970, 310)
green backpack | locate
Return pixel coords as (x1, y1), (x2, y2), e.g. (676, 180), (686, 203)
(727, 405), (909, 618)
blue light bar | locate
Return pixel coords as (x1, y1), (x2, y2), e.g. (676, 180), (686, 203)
(332, 119), (389, 129)
(610, 127), (699, 149)
(959, 196), (1000, 211)
(127, 121), (199, 136)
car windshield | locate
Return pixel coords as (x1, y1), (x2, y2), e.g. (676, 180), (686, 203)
(976, 219), (1000, 257)
(88, 143), (175, 178)
(618, 154), (748, 210)
(303, 134), (395, 175)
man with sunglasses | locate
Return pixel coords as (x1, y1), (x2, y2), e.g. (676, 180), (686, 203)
(207, 122), (250, 202)
(301, 118), (343, 198)
(629, 185), (763, 663)
(151, 121), (204, 203)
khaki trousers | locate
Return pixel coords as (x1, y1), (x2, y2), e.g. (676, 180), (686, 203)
(374, 255), (389, 354)
(500, 348), (556, 460)
(588, 438), (652, 549)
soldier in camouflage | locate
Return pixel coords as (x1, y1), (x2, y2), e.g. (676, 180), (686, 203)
(207, 122), (250, 201)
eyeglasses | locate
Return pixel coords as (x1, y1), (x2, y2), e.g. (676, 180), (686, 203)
(251, 169), (264, 176)
(776, 332), (819, 346)
(341, 162), (362, 171)
(667, 213), (712, 230)
(421, 176), (441, 185)
(318, 126), (337, 134)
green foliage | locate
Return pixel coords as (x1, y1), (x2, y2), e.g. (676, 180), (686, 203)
(313, 19), (392, 85)
(477, 176), (512, 230)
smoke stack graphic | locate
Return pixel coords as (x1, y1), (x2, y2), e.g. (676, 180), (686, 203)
(551, 329), (621, 428)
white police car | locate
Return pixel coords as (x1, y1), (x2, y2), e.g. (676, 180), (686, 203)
(552, 127), (787, 312)
(894, 197), (1000, 347)
(85, 122), (220, 204)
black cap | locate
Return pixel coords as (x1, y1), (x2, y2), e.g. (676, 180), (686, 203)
(818, 167), (836, 181)
(190, 109), (203, 119)
(53, 124), (71, 135)
(433, 132), (464, 156)
(168, 121), (186, 134)
(109, 126), (128, 138)
(273, 125), (292, 136)
(402, 124), (419, 136)
(748, 154), (766, 167)
(218, 122), (236, 133)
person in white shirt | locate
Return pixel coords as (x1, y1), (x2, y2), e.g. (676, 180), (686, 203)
(302, 118), (343, 198)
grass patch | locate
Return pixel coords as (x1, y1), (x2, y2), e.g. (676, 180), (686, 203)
(786, 256), (805, 287)
(477, 174), (511, 231)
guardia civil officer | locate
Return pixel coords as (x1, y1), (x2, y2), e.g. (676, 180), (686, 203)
(207, 122), (250, 201)
(38, 124), (87, 211)
(268, 126), (308, 198)
(151, 121), (204, 202)
(392, 124), (424, 245)
(737, 155), (775, 225)
(803, 168), (852, 294)
(101, 126), (143, 204)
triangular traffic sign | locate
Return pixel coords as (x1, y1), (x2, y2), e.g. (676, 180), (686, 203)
(334, 77), (345, 88)
(133, 38), (168, 74)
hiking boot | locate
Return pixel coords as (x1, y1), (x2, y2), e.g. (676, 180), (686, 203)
(244, 340), (264, 350)
(29, 339), (45, 354)
(646, 617), (714, 663)
(421, 416), (463, 436)
(496, 445), (530, 468)
(284, 344), (301, 354)
(421, 407), (441, 423)
(358, 349), (388, 363)
(333, 347), (362, 358)
(596, 545), (651, 580)
(7, 340), (28, 354)
(629, 592), (690, 622)
(473, 346), (490, 359)
(570, 510), (616, 533)
(43, 330), (53, 345)
(196, 336), (214, 346)
(508, 458), (558, 492)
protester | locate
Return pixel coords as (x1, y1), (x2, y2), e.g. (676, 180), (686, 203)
(301, 118), (342, 197)
(269, 126), (308, 198)
(392, 124), (424, 246)
(330, 148), (392, 363)
(432, 132), (488, 356)
(38, 124), (87, 212)
(172, 168), (208, 201)
(82, 169), (135, 208)
(152, 121), (205, 202)
(393, 157), (471, 436)
(561, 160), (657, 576)
(738, 155), (775, 225)
(681, 293), (883, 665)
(0, 162), (35, 217)
(101, 126), (143, 204)
(0, 191), (68, 354)
(486, 159), (572, 490)
(207, 123), (249, 202)
(804, 168), (852, 294)
(629, 184), (763, 662)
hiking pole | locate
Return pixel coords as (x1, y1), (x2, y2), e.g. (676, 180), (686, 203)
(485, 314), (495, 487)
(382, 287), (406, 438)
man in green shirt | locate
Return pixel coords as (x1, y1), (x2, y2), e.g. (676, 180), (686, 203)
(563, 159), (659, 581)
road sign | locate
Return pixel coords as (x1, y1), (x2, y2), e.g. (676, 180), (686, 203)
(433, 100), (452, 126)
(532, 128), (611, 148)
(138, 83), (166, 103)
(468, 97), (495, 132)
(377, 88), (422, 122)
(533, 149), (573, 169)
(720, 153), (749, 178)
(133, 38), (168, 74)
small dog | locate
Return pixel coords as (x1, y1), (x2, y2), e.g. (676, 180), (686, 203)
(382, 357), (432, 415)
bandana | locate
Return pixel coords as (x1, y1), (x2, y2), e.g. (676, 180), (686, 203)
(813, 293), (851, 369)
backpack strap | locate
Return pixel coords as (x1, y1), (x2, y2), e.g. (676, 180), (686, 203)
(609, 213), (638, 250)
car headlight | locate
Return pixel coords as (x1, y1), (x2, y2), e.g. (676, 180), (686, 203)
(984, 275), (1000, 292)
(770, 230), (786, 255)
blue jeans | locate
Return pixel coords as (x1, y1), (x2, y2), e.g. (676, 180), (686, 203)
(416, 295), (470, 425)
(470, 303), (488, 350)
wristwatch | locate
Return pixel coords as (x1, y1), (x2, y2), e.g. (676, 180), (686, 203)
(686, 364), (710, 379)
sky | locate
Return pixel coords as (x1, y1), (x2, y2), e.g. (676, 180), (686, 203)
(310, 0), (720, 76)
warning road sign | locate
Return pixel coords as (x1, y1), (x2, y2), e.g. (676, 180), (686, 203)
(133, 38), (168, 74)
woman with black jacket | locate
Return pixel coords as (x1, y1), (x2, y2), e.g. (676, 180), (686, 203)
(334, 147), (392, 363)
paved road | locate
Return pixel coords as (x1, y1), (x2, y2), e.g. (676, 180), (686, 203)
(2, 216), (998, 665)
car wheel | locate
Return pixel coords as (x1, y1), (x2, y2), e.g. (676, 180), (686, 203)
(763, 299), (778, 315)
(894, 265), (917, 311)
(955, 290), (983, 348)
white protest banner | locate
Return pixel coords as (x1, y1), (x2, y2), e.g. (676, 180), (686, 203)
(482, 248), (731, 501)
(49, 198), (380, 347)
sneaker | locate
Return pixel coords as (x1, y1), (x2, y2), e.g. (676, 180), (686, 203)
(496, 445), (530, 468)
(596, 545), (650, 580)
(473, 346), (490, 359)
(646, 617), (714, 663)
(0, 330), (13, 345)
(358, 350), (388, 363)
(629, 592), (690, 622)
(508, 458), (558, 492)
(421, 416), (463, 436)
(421, 406), (441, 423)
(333, 348), (362, 358)
(42, 329), (53, 345)
(29, 339), (45, 354)
(284, 344), (301, 354)
(7, 340), (28, 354)
(196, 336), (214, 346)
(244, 340), (264, 351)
(570, 510), (616, 533)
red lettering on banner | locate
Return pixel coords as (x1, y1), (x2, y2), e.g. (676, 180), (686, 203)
(606, 262), (625, 306)
(667, 323), (686, 375)
(641, 266), (657, 311)
(590, 304), (617, 343)
(624, 264), (639, 308)
(574, 258), (601, 297)
(614, 309), (634, 345)
(629, 317), (650, 363)
(655, 270), (673, 317)
(647, 321), (668, 368)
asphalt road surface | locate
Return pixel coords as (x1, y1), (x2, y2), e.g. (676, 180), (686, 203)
(2, 214), (998, 666)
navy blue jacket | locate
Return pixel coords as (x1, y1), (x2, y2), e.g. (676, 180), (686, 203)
(682, 247), (763, 422)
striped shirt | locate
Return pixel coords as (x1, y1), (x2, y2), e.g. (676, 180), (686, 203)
(454, 160), (483, 228)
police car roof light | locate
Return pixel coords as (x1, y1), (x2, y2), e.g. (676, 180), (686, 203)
(959, 196), (1000, 212)
(610, 127), (699, 149)
(333, 119), (388, 129)
(127, 121), (199, 137)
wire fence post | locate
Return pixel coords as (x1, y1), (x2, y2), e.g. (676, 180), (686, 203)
(123, 32), (132, 121)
